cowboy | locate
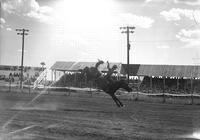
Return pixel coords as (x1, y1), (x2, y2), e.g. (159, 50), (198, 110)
(104, 61), (117, 84)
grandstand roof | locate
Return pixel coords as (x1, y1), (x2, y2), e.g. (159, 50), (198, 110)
(50, 61), (76, 71)
(120, 64), (140, 76)
(51, 61), (200, 78)
(51, 61), (122, 73)
(137, 64), (200, 78)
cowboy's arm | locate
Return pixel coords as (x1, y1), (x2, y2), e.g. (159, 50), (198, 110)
(107, 61), (111, 70)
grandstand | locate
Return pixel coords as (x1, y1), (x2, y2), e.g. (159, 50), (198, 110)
(0, 65), (43, 84)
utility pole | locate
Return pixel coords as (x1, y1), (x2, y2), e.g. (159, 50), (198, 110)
(16, 28), (29, 89)
(120, 26), (135, 83)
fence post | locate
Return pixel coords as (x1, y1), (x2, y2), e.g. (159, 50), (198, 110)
(9, 78), (11, 92)
(85, 75), (87, 87)
(135, 85), (139, 101)
(150, 76), (153, 93)
(48, 86), (50, 94)
(29, 81), (31, 94)
(191, 78), (193, 105)
(68, 85), (71, 96)
(163, 77), (166, 103)
(148, 76), (151, 93)
(68, 80), (71, 96)
(90, 81), (92, 97)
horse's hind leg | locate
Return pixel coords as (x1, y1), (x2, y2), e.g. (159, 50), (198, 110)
(111, 95), (121, 107)
(114, 96), (124, 107)
(112, 95), (123, 107)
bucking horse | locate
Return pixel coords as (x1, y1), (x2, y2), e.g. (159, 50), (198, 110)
(81, 60), (132, 107)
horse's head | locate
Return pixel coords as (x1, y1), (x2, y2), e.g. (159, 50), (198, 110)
(98, 59), (104, 64)
(119, 80), (132, 92)
(95, 59), (104, 68)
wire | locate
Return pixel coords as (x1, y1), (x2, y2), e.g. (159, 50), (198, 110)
(130, 40), (179, 43)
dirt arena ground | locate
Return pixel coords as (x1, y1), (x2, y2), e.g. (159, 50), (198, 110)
(0, 89), (200, 140)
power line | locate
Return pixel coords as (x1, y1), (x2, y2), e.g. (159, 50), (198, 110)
(16, 28), (29, 89)
(131, 40), (180, 43)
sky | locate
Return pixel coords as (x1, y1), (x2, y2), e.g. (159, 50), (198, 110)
(0, 0), (200, 68)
